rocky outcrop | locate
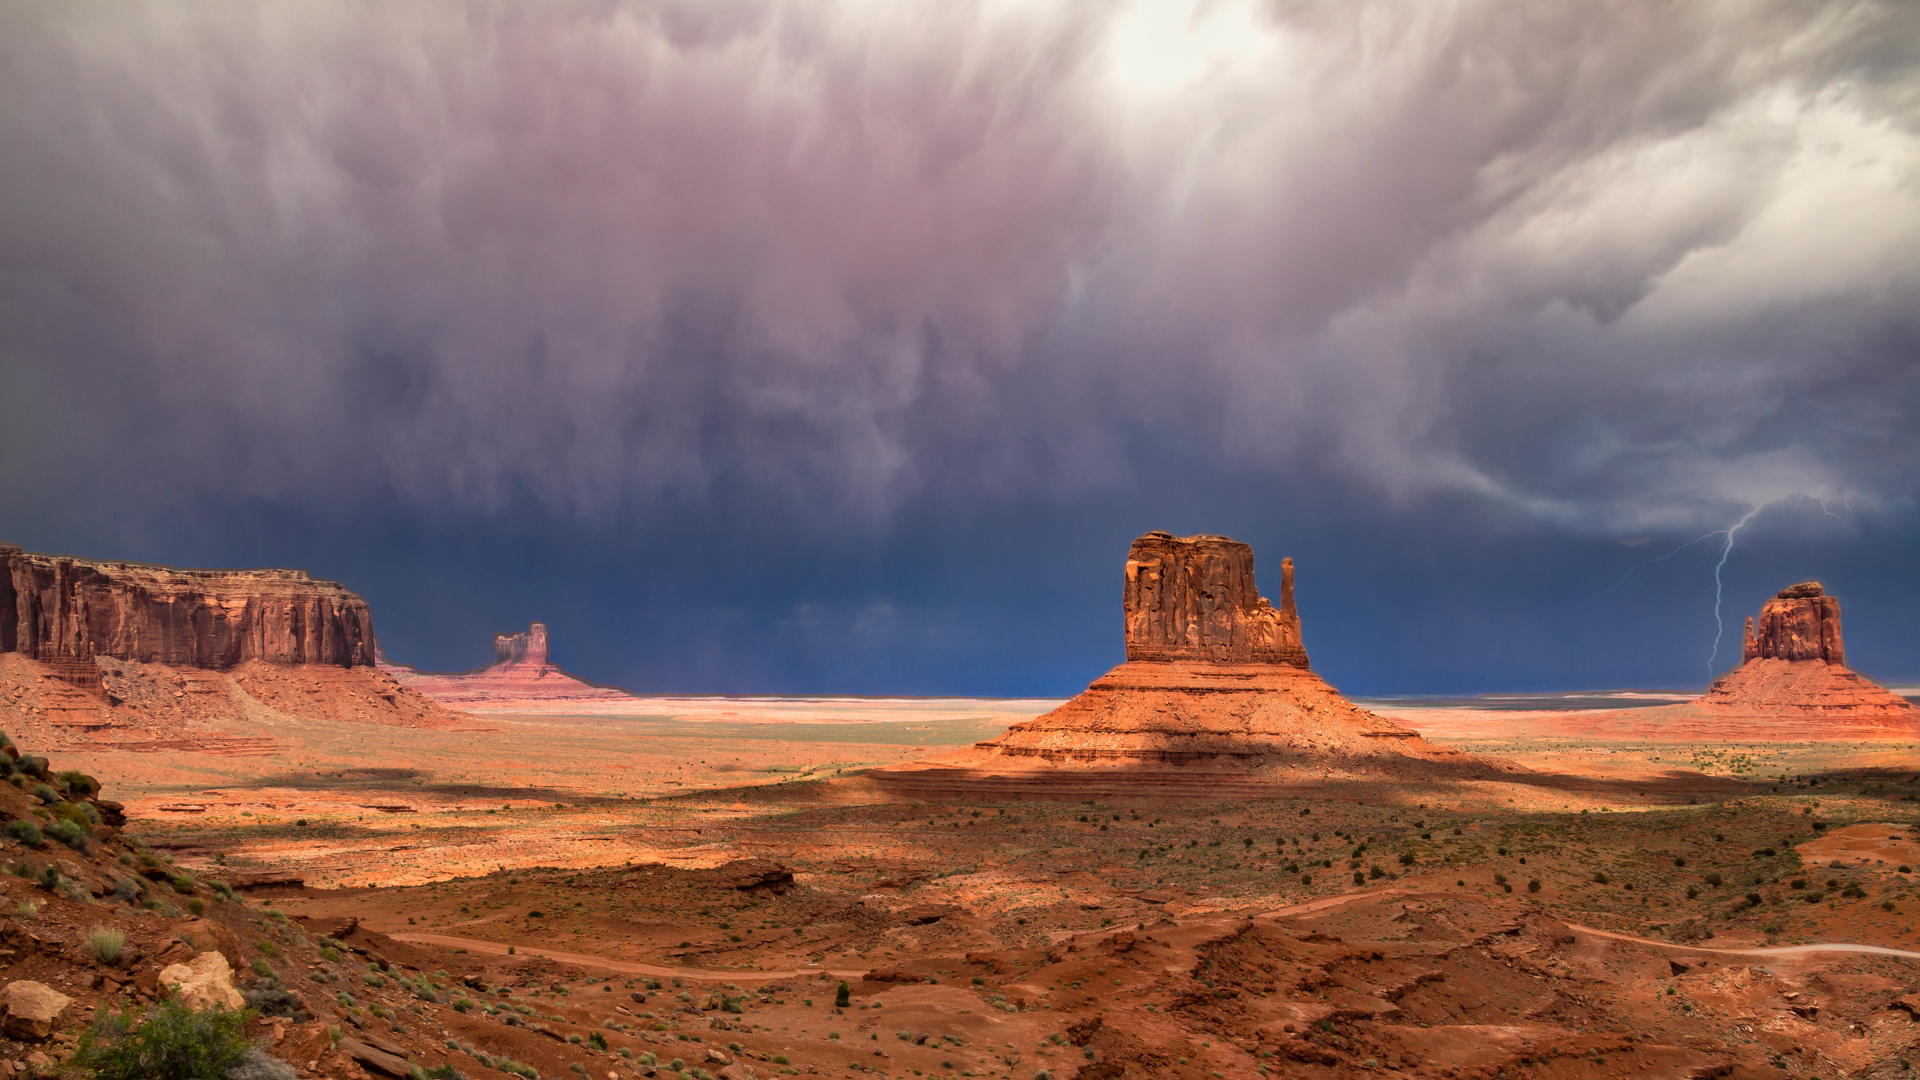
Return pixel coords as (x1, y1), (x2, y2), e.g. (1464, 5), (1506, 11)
(875, 532), (1516, 798)
(1124, 532), (1307, 667)
(1742, 581), (1844, 664)
(0, 542), (375, 668)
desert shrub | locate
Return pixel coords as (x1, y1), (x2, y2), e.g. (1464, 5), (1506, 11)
(1527, 879), (1541, 893)
(87, 926), (128, 964)
(497, 1061), (539, 1078)
(49, 816), (90, 851)
(74, 997), (257, 1080)
(242, 983), (307, 1020)
(250, 958), (275, 979)
(223, 1046), (298, 1080)
(835, 981), (851, 1008)
(31, 782), (59, 805)
(417, 1065), (469, 1080)
(588, 1031), (608, 1051)
(1592, 872), (1610, 885)
(319, 944), (341, 962)
(6, 819), (44, 847)
(111, 877), (142, 903)
(56, 768), (99, 796)
(210, 880), (236, 901)
(1704, 871), (1723, 887)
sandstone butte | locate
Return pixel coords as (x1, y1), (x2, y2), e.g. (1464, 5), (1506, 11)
(1577, 581), (1920, 741)
(0, 541), (468, 747)
(874, 531), (1520, 799)
(380, 621), (637, 712)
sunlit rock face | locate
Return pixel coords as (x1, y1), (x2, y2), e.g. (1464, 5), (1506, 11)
(1123, 532), (1308, 668)
(1742, 581), (1844, 665)
(0, 541), (375, 668)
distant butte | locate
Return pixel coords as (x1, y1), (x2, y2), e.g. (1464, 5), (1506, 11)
(1579, 581), (1918, 740)
(382, 621), (635, 713)
(874, 531), (1520, 799)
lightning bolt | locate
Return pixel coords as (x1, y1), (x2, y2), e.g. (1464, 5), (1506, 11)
(1603, 531), (1720, 593)
(1706, 504), (1766, 677)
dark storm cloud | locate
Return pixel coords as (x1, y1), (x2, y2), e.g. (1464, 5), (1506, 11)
(2, 0), (1917, 537)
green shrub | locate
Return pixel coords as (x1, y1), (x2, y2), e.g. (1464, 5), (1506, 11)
(588, 1031), (608, 1051)
(57, 769), (100, 797)
(87, 926), (127, 963)
(30, 783), (59, 805)
(49, 817), (90, 851)
(169, 874), (196, 894)
(835, 981), (851, 1008)
(6, 819), (44, 847)
(251, 958), (275, 978)
(74, 997), (257, 1080)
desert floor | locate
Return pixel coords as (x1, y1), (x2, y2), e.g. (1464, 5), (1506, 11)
(19, 694), (1920, 1080)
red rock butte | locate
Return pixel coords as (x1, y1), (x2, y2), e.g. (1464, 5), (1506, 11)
(2, 541), (374, 668)
(382, 622), (636, 712)
(874, 532), (1515, 798)
(0, 541), (467, 745)
(1579, 581), (1919, 741)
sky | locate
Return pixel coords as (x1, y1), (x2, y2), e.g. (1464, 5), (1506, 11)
(2, 0), (1917, 697)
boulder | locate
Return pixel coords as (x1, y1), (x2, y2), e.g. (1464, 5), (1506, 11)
(337, 1037), (413, 1078)
(157, 951), (246, 1009)
(0, 979), (72, 1040)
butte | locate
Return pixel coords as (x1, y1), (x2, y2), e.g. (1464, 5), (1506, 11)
(380, 621), (637, 712)
(1579, 581), (1919, 741)
(872, 531), (1518, 800)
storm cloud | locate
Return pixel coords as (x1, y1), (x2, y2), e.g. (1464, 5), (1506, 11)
(2, 0), (1917, 693)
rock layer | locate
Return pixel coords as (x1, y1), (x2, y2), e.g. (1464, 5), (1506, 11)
(0, 542), (375, 668)
(876, 532), (1514, 798)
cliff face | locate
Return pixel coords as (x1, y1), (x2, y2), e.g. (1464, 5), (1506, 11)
(1742, 581), (1844, 665)
(0, 542), (375, 669)
(1123, 532), (1308, 668)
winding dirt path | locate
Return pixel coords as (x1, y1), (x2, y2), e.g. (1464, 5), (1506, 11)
(1566, 923), (1920, 961)
(391, 931), (867, 981)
